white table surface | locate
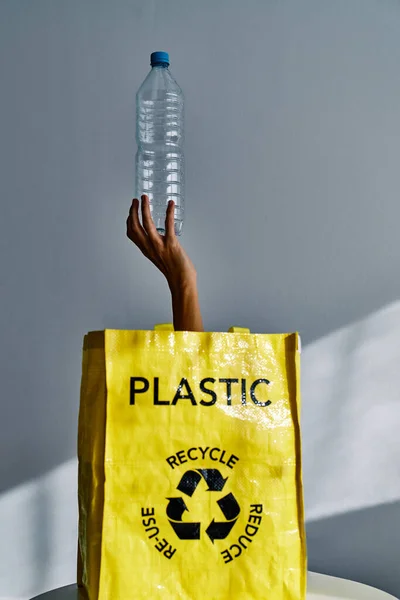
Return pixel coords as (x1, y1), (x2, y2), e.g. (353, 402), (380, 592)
(30, 572), (398, 599)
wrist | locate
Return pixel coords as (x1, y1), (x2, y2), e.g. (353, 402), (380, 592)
(168, 273), (198, 296)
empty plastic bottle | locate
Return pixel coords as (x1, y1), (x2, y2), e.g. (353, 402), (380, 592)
(135, 51), (184, 236)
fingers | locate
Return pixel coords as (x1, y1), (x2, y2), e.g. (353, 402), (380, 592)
(126, 198), (137, 235)
(127, 199), (142, 238)
(165, 200), (176, 242)
(127, 198), (151, 257)
(141, 195), (161, 245)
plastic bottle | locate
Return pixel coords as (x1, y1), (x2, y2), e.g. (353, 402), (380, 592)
(135, 51), (184, 236)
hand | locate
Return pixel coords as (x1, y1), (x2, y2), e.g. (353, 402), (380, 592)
(126, 195), (197, 292)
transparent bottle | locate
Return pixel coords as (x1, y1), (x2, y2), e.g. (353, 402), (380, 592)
(135, 51), (184, 236)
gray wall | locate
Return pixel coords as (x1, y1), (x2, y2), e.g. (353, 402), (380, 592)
(0, 0), (399, 597)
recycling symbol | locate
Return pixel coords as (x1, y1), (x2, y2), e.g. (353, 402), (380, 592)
(166, 469), (240, 543)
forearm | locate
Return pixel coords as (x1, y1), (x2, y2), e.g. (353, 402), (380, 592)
(169, 277), (204, 332)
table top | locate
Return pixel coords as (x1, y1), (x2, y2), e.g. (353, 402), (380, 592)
(30, 572), (397, 600)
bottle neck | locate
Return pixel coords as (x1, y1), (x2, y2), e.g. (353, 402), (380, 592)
(152, 64), (169, 69)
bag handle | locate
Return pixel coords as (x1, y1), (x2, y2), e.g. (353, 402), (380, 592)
(154, 324), (250, 333)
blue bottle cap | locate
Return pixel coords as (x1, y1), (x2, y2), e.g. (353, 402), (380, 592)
(151, 51), (170, 67)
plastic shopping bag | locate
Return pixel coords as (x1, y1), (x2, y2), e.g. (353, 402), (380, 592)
(77, 326), (306, 599)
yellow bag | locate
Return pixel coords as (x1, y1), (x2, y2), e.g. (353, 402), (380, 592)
(78, 327), (306, 600)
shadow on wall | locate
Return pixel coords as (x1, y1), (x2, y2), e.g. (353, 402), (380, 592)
(307, 500), (400, 598)
(0, 460), (78, 600)
(302, 301), (400, 521)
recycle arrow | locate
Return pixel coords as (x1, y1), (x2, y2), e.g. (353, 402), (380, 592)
(205, 518), (238, 544)
(197, 469), (228, 492)
(169, 521), (201, 540)
(166, 497), (188, 521)
(205, 493), (241, 543)
(177, 470), (202, 497)
(217, 492), (240, 520)
(166, 495), (201, 540)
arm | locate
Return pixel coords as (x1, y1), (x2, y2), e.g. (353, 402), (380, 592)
(126, 195), (204, 332)
(169, 278), (203, 332)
